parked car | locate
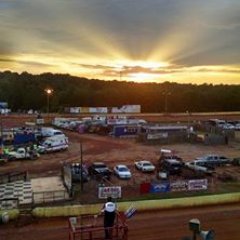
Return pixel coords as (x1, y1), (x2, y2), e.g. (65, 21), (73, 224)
(235, 123), (240, 130)
(135, 160), (155, 172)
(159, 159), (184, 175)
(113, 164), (132, 179)
(195, 154), (231, 167)
(88, 162), (112, 180)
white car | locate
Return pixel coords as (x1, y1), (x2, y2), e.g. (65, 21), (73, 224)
(235, 123), (240, 130)
(222, 123), (235, 130)
(114, 164), (132, 179)
(135, 160), (156, 172)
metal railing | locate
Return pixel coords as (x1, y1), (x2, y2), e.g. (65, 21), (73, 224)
(33, 190), (69, 204)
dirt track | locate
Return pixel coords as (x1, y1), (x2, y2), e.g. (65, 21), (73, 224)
(1, 204), (240, 240)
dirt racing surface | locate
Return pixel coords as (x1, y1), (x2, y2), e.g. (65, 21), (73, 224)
(1, 203), (240, 240)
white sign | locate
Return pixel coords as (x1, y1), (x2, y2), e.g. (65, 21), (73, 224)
(188, 179), (208, 191)
(170, 180), (188, 192)
(111, 105), (141, 113)
(98, 186), (122, 199)
(36, 118), (44, 125)
(147, 132), (168, 140)
(70, 107), (80, 114)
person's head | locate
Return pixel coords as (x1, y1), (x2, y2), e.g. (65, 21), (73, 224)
(107, 196), (112, 202)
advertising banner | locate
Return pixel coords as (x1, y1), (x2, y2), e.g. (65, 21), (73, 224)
(170, 180), (188, 192)
(150, 182), (170, 193)
(98, 186), (122, 199)
(0, 102), (8, 108)
(188, 179), (208, 191)
(70, 107), (80, 114)
(140, 182), (151, 194)
(89, 107), (108, 113)
(111, 105), (141, 113)
(98, 107), (108, 113)
(107, 118), (128, 125)
(79, 107), (90, 113)
(147, 132), (168, 140)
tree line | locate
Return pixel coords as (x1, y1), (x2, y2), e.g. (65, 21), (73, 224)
(0, 71), (240, 113)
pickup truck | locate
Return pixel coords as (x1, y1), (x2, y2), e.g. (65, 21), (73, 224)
(185, 160), (215, 175)
(159, 159), (184, 175)
(88, 162), (112, 180)
(7, 147), (39, 160)
(195, 154), (231, 167)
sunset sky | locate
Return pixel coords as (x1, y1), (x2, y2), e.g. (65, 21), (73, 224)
(0, 0), (239, 84)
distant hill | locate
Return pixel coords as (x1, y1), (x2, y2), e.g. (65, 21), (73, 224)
(0, 71), (240, 113)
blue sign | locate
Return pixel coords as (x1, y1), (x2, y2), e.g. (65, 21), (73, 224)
(150, 182), (170, 193)
(0, 102), (8, 108)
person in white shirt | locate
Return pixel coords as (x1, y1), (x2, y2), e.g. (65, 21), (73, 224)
(101, 197), (117, 239)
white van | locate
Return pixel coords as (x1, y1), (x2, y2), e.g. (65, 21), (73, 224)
(41, 127), (64, 137)
(38, 135), (68, 153)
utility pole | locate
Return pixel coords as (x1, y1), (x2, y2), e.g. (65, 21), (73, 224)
(163, 91), (171, 113)
(80, 142), (83, 192)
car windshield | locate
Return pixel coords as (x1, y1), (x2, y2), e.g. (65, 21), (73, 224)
(172, 163), (181, 167)
(94, 164), (107, 168)
(118, 167), (128, 172)
(143, 162), (152, 167)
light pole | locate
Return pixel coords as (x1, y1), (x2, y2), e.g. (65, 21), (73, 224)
(163, 91), (171, 113)
(45, 88), (53, 115)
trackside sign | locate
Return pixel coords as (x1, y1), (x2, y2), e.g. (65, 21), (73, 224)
(98, 186), (122, 199)
(188, 179), (208, 191)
